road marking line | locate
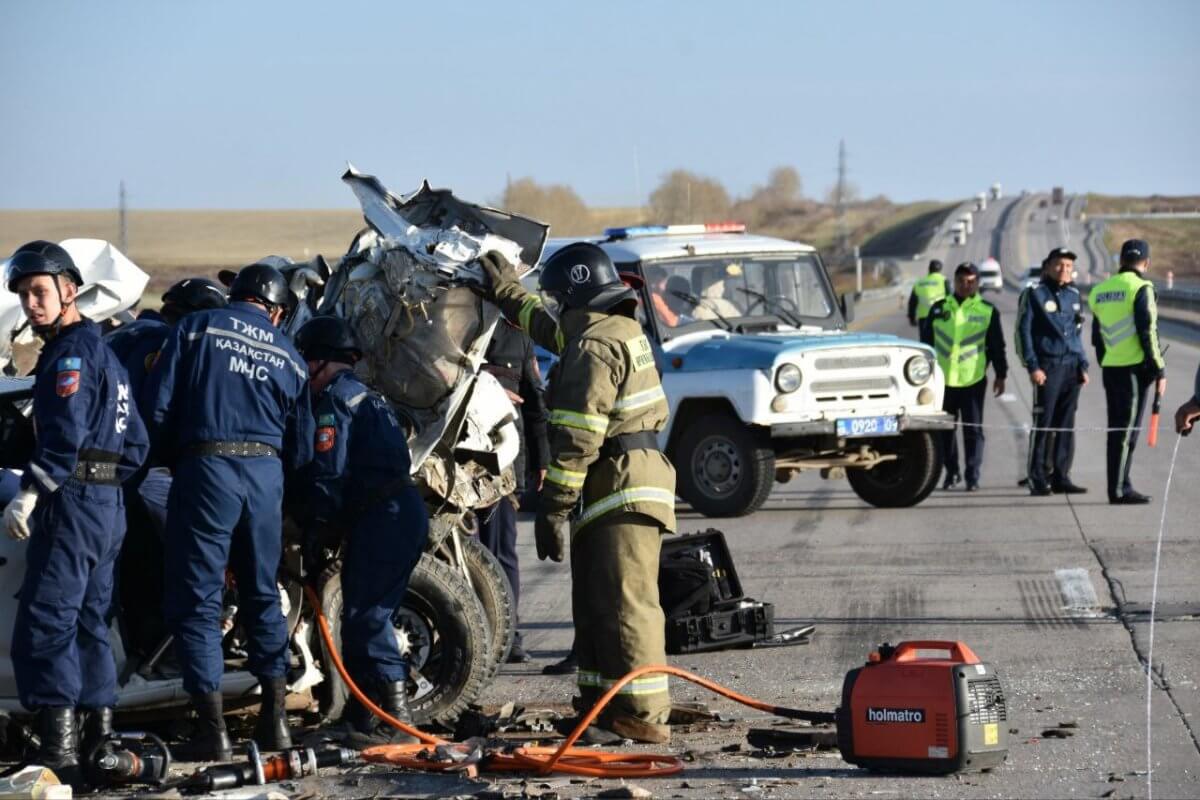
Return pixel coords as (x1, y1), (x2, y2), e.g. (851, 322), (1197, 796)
(1055, 567), (1103, 616)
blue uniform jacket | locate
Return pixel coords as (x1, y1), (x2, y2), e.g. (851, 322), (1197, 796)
(1017, 280), (1088, 373)
(19, 319), (149, 493)
(303, 370), (414, 522)
(105, 317), (170, 418)
(145, 301), (314, 472)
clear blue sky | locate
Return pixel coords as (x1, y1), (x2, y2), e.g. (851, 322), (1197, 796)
(1, 0), (1197, 209)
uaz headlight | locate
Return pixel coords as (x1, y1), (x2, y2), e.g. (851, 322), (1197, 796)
(775, 363), (802, 393)
(904, 355), (933, 386)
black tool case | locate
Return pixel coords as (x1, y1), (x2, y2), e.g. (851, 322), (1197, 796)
(658, 529), (776, 654)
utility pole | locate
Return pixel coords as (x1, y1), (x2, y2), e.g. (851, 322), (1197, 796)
(118, 180), (128, 253)
(835, 139), (848, 260)
(633, 145), (642, 221)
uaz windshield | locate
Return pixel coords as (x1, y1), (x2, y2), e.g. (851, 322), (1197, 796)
(639, 254), (835, 337)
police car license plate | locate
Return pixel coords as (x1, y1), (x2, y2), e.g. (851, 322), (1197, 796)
(836, 415), (900, 438)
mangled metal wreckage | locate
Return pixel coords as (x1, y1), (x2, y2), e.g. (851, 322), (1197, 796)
(0, 167), (548, 727)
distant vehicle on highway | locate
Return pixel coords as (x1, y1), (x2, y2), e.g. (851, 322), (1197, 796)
(1051, 186), (1065, 204)
(1019, 266), (1042, 291)
(990, 183), (1003, 200)
(532, 223), (952, 516)
(978, 257), (1003, 292)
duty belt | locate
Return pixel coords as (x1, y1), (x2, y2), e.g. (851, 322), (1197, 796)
(72, 460), (120, 485)
(599, 430), (660, 459)
(186, 441), (279, 458)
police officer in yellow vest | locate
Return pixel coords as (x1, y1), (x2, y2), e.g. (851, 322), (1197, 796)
(920, 262), (1007, 491)
(907, 259), (951, 326)
(477, 244), (676, 745)
(1088, 239), (1166, 504)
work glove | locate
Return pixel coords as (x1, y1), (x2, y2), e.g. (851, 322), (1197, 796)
(477, 251), (519, 298)
(534, 511), (568, 563)
(3, 487), (38, 541)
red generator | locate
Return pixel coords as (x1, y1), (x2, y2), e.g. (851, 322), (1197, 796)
(836, 640), (1008, 774)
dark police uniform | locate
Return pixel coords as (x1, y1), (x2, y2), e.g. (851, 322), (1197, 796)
(12, 319), (149, 711)
(478, 322), (549, 613)
(1018, 277), (1088, 491)
(302, 369), (428, 687)
(146, 301), (313, 695)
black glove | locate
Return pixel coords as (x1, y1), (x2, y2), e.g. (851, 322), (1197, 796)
(535, 511), (567, 562)
(303, 520), (342, 579)
(477, 251), (519, 297)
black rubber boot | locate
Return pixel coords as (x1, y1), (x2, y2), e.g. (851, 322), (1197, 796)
(33, 707), (83, 788)
(252, 676), (293, 752)
(176, 692), (233, 762)
(80, 706), (114, 760)
(377, 680), (421, 745)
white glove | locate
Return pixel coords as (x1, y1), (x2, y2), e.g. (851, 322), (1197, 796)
(3, 487), (38, 541)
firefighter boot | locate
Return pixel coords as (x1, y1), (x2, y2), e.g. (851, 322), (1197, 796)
(177, 693), (233, 762)
(33, 707), (83, 788)
(80, 706), (114, 760)
(377, 680), (421, 745)
(252, 676), (293, 752)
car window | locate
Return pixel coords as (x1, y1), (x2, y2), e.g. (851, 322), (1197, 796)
(641, 254), (834, 336)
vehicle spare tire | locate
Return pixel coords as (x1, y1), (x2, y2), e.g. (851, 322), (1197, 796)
(313, 553), (492, 727)
(459, 532), (516, 678)
(674, 413), (775, 517)
(846, 431), (941, 508)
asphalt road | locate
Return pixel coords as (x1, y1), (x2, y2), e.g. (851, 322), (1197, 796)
(471, 196), (1200, 799)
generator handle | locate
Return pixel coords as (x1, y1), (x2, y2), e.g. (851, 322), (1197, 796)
(891, 640), (980, 664)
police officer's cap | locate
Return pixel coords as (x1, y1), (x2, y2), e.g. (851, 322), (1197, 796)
(162, 277), (228, 315)
(539, 242), (636, 312)
(1120, 239), (1150, 264)
(1046, 247), (1077, 262)
(929, 259), (944, 273)
(954, 262), (978, 277)
(4, 241), (84, 293)
(295, 315), (363, 363)
(229, 262), (290, 307)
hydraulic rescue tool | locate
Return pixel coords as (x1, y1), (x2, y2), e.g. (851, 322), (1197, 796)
(82, 731), (171, 789)
(179, 742), (359, 794)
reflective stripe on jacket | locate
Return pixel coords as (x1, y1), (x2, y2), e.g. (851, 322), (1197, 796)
(930, 295), (994, 387)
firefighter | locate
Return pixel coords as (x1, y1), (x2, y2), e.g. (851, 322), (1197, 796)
(478, 321), (549, 664)
(920, 262), (1007, 491)
(907, 259), (950, 326)
(1018, 248), (1089, 495)
(293, 316), (428, 745)
(1089, 239), (1165, 504)
(477, 244), (676, 745)
(146, 262), (314, 759)
(3, 241), (149, 787)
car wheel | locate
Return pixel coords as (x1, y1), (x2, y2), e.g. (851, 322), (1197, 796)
(458, 533), (516, 679)
(846, 431), (941, 508)
(673, 413), (775, 517)
(313, 554), (492, 727)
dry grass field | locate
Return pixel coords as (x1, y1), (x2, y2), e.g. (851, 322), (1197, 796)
(1087, 194), (1200, 280)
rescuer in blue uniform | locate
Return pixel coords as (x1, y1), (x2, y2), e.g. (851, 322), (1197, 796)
(294, 315), (429, 745)
(1018, 247), (1090, 496)
(146, 262), (313, 760)
(107, 277), (229, 658)
(3, 241), (149, 787)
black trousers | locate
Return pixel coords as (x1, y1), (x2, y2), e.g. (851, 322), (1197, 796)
(1102, 366), (1154, 500)
(1027, 361), (1083, 487)
(942, 379), (988, 484)
(478, 498), (520, 609)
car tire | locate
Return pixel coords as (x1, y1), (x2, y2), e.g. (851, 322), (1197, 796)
(674, 413), (775, 517)
(313, 554), (492, 727)
(846, 431), (941, 508)
(459, 532), (516, 679)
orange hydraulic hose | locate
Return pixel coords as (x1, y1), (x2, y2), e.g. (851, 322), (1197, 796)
(303, 583), (827, 779)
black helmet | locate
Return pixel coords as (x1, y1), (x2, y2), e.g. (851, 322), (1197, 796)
(295, 315), (362, 363)
(929, 259), (944, 273)
(539, 242), (635, 312)
(161, 277), (227, 316)
(5, 241), (84, 292)
(228, 261), (289, 307)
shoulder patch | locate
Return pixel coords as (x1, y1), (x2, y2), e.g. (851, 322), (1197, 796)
(58, 357), (82, 371)
(624, 335), (656, 373)
(315, 425), (337, 453)
(56, 368), (81, 397)
(317, 413), (337, 426)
